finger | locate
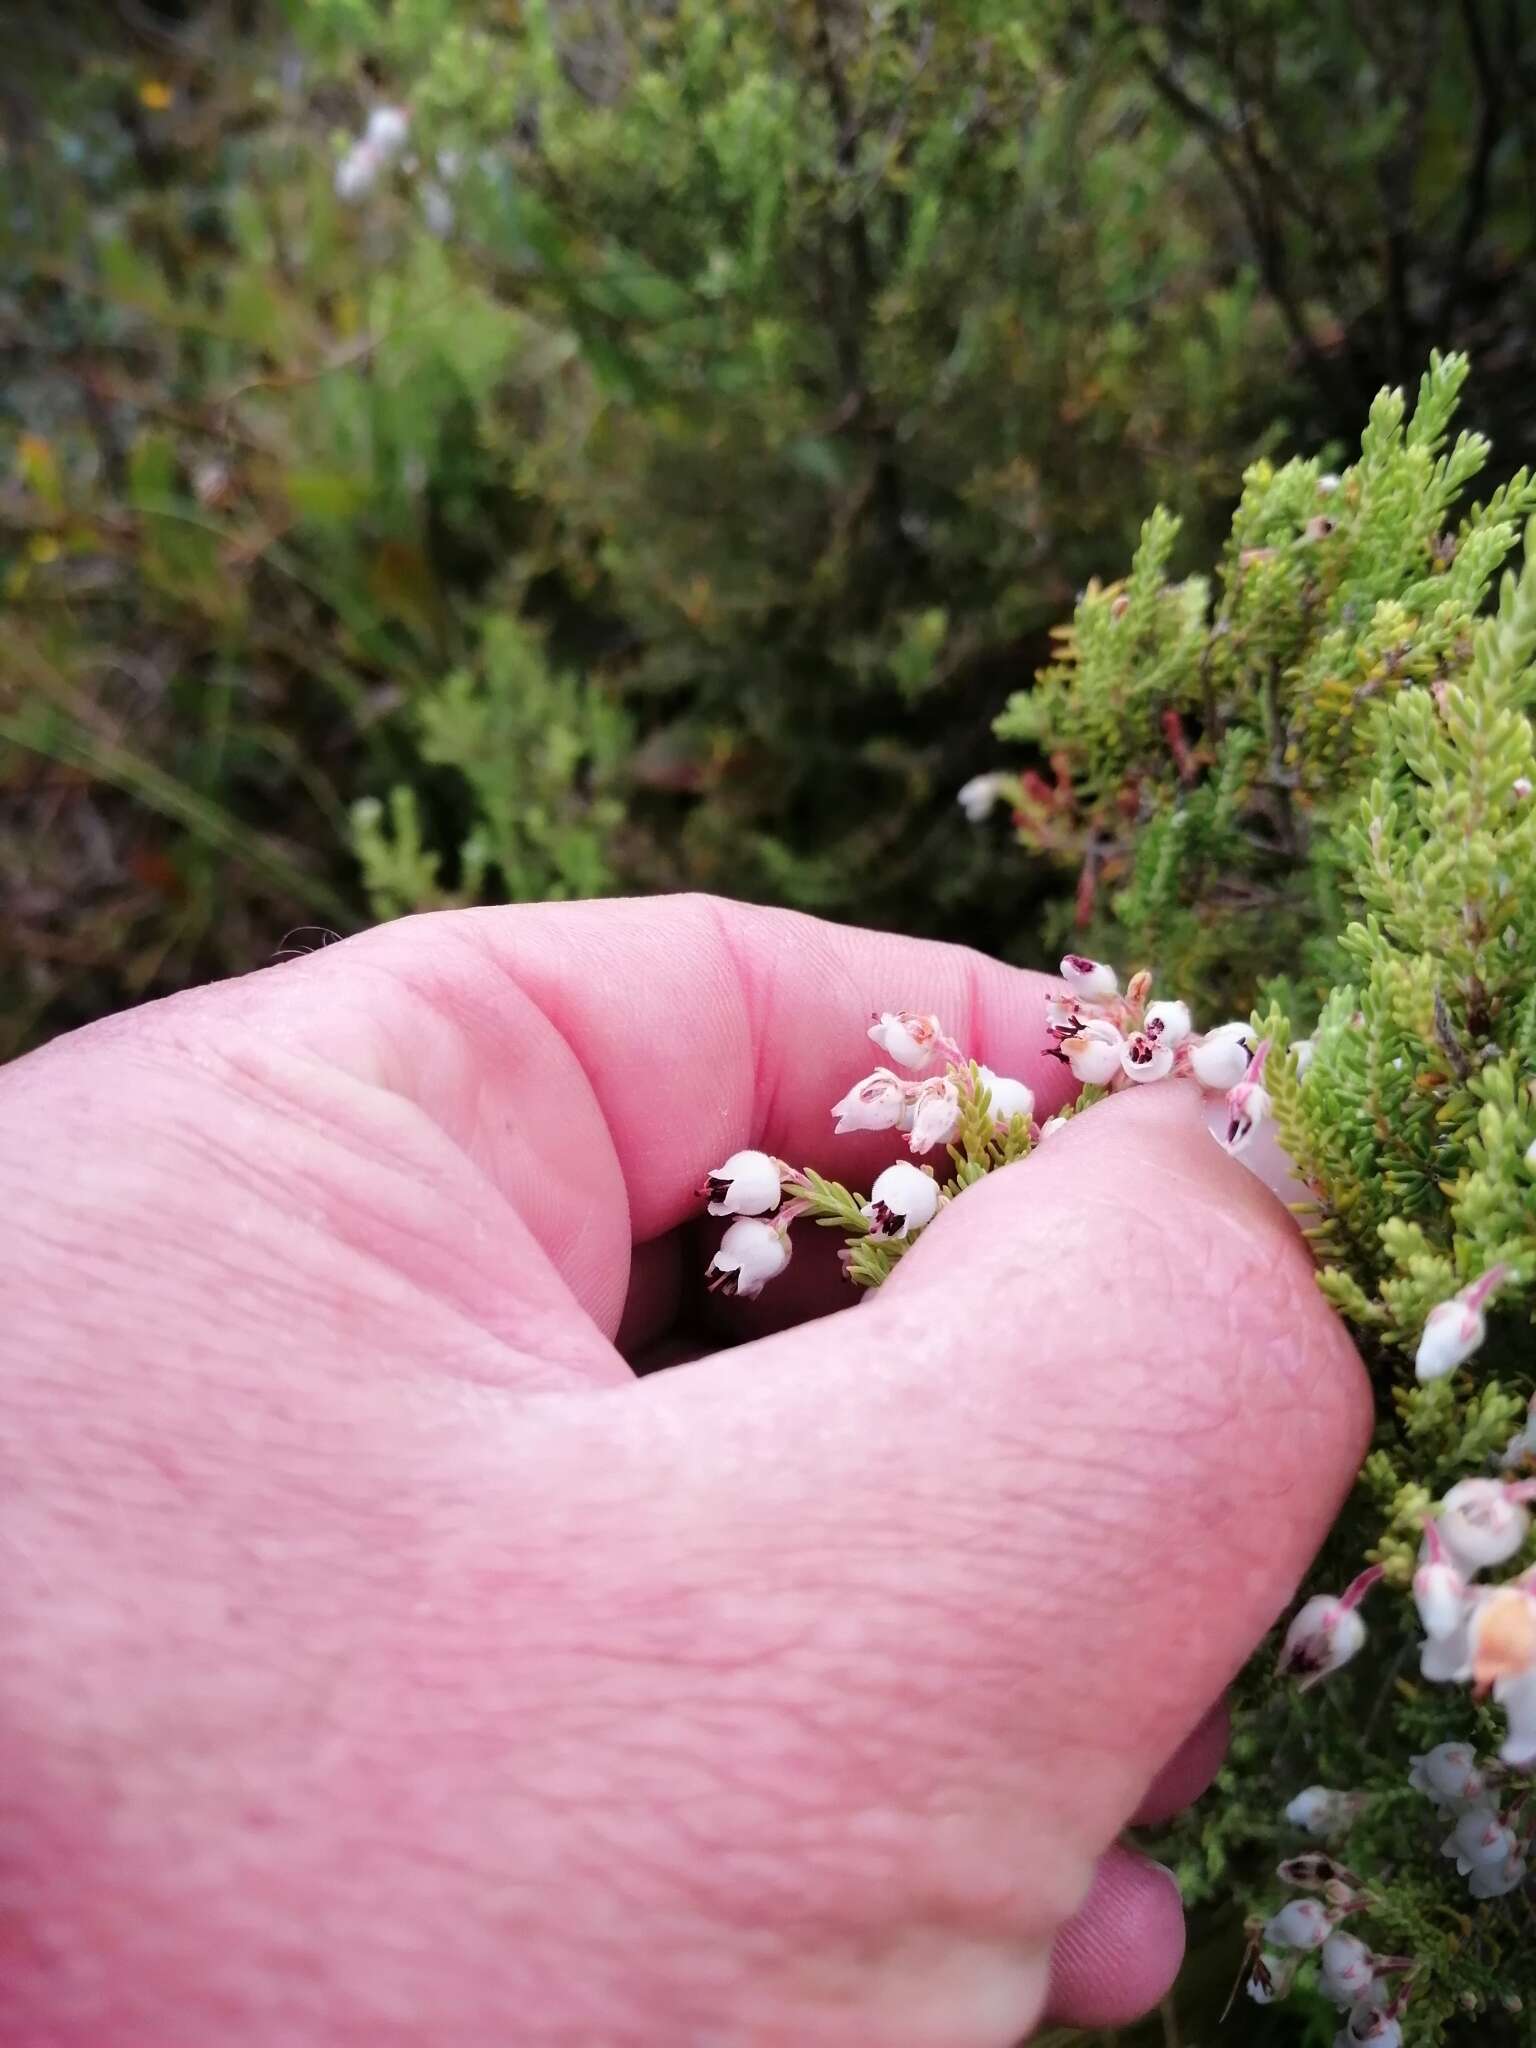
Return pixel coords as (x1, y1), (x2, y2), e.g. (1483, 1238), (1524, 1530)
(1130, 1699), (1229, 1826)
(1044, 1846), (1185, 2030)
(191, 897), (1072, 1331)
(604, 1079), (1368, 2029)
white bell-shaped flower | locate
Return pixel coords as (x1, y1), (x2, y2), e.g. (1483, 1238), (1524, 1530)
(1120, 1029), (1175, 1083)
(1144, 999), (1192, 1047)
(976, 1066), (1035, 1124)
(1284, 1786), (1368, 1838)
(863, 1162), (940, 1240)
(1188, 1021), (1254, 1090)
(1059, 953), (1118, 999)
(1060, 1017), (1124, 1086)
(700, 1149), (783, 1218)
(907, 1077), (961, 1155)
(705, 1217), (791, 1300)
(831, 1067), (910, 1134)
(1414, 1263), (1507, 1382)
(1262, 1898), (1334, 1951)
(1408, 1741), (1484, 1813)
(868, 1011), (943, 1069)
(1437, 1477), (1532, 1575)
(1442, 1804), (1516, 1874)
(1319, 1931), (1375, 2009)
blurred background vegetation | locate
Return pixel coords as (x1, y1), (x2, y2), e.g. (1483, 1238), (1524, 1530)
(4, 0), (1536, 1061)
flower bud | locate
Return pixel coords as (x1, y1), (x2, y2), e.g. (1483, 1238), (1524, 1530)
(907, 1076), (961, 1155)
(1320, 1931), (1376, 2008)
(1442, 1804), (1516, 1874)
(1060, 954), (1119, 999)
(1188, 1021), (1254, 1090)
(705, 1217), (791, 1299)
(1414, 1263), (1507, 1382)
(1285, 1786), (1368, 1839)
(1144, 999), (1192, 1047)
(1277, 1568), (1381, 1689)
(1060, 1017), (1124, 1085)
(1263, 1898), (1335, 1951)
(1408, 1742), (1484, 1811)
(699, 1148), (783, 1218)
(863, 1162), (940, 1240)
(831, 1067), (910, 1135)
(1121, 1029), (1175, 1083)
(868, 1011), (943, 1069)
(1437, 1476), (1532, 1575)
(976, 1066), (1035, 1125)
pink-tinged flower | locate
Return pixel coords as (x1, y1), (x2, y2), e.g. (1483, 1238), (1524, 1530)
(1277, 1567), (1382, 1689)
(1188, 1020), (1254, 1091)
(699, 1148), (783, 1218)
(1408, 1741), (1484, 1813)
(1222, 1039), (1272, 1154)
(1515, 776), (1533, 800)
(831, 1067), (910, 1135)
(976, 1066), (1035, 1124)
(863, 1161), (940, 1240)
(1495, 1667), (1536, 1766)
(1284, 1786), (1369, 1838)
(1044, 995), (1082, 1038)
(1246, 1951), (1299, 2004)
(705, 1217), (791, 1299)
(1144, 998), (1192, 1047)
(1437, 1475), (1535, 1575)
(1470, 1585), (1536, 1691)
(1060, 1017), (1125, 1086)
(907, 1076), (961, 1155)
(1060, 953), (1119, 999)
(1413, 1518), (1473, 1664)
(1120, 1028), (1175, 1083)
(1499, 1393), (1536, 1470)
(1414, 1263), (1507, 1381)
(1442, 1804), (1516, 1874)
(1468, 1846), (1528, 1898)
(1319, 1931), (1375, 2009)
(1263, 1898), (1336, 1950)
(868, 1010), (944, 1069)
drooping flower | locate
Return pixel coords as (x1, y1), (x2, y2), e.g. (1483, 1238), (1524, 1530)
(831, 1068), (910, 1135)
(863, 1162), (941, 1240)
(705, 1217), (791, 1299)
(1221, 1039), (1272, 1155)
(1499, 1393), (1536, 1470)
(1120, 1029), (1175, 1083)
(1494, 1666), (1536, 1766)
(1247, 1950), (1300, 2004)
(1413, 1519), (1474, 1681)
(907, 1077), (961, 1155)
(976, 1066), (1035, 1125)
(1059, 1017), (1124, 1086)
(1469, 1584), (1536, 1691)
(1468, 1846), (1528, 1899)
(1408, 1742), (1485, 1813)
(1277, 1568), (1382, 1689)
(1436, 1476), (1535, 1576)
(868, 1011), (944, 1069)
(1263, 1898), (1336, 1950)
(1336, 2003), (1403, 2048)
(1144, 998), (1192, 1047)
(1414, 1263), (1508, 1382)
(1319, 1931), (1376, 2009)
(699, 1149), (783, 1218)
(1059, 953), (1119, 999)
(1188, 1020), (1254, 1091)
(1441, 1804), (1516, 1874)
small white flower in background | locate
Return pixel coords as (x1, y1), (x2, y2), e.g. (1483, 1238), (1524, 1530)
(862, 1161), (940, 1240)
(705, 1217), (791, 1299)
(1247, 1950), (1300, 2004)
(956, 772), (1006, 823)
(1285, 1786), (1369, 1838)
(1292, 1036), (1316, 1077)
(1442, 1804), (1516, 1874)
(1318, 472), (1341, 493)
(1221, 1039), (1272, 1155)
(868, 1010), (943, 1069)
(1059, 1017), (1124, 1085)
(1319, 1931), (1376, 2008)
(1059, 952), (1119, 1000)
(1436, 1475), (1534, 1575)
(1515, 776), (1534, 801)
(1036, 1113), (1070, 1139)
(421, 181), (455, 237)
(1408, 1741), (1485, 1813)
(1144, 998), (1192, 1047)
(1337, 2004), (1402, 2048)
(1263, 1897), (1336, 1950)
(1120, 1028), (1174, 1083)
(1277, 1567), (1381, 1689)
(1189, 1020), (1255, 1091)
(335, 103), (412, 202)
(1414, 1262), (1507, 1382)
(975, 1066), (1034, 1125)
(831, 1067), (910, 1134)
(1500, 1393), (1536, 1469)
(699, 1148), (783, 1218)
(907, 1076), (961, 1155)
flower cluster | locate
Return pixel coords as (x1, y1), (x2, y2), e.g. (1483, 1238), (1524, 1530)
(1247, 1850), (1410, 2045)
(1411, 1742), (1531, 1901)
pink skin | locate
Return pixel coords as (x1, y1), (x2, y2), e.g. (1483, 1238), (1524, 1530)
(0, 897), (1369, 2047)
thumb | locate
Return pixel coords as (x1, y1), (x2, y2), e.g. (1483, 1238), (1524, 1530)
(629, 1078), (1368, 2033)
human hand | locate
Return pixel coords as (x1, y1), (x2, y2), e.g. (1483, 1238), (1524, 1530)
(0, 897), (1367, 2047)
